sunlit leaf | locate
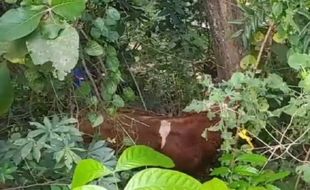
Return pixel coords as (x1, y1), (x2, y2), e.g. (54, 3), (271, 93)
(124, 168), (201, 190)
(72, 159), (112, 188)
(115, 145), (175, 172)
(201, 178), (229, 190)
(51, 0), (86, 21)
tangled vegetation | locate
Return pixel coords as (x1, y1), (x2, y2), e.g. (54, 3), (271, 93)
(0, 0), (309, 190)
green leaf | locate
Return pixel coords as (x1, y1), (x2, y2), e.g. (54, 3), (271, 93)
(254, 170), (290, 183)
(40, 18), (64, 40)
(201, 178), (229, 190)
(26, 24), (79, 80)
(122, 87), (136, 102)
(104, 7), (120, 26)
(73, 185), (107, 190)
(71, 159), (112, 188)
(106, 55), (120, 72)
(112, 94), (125, 108)
(115, 145), (175, 172)
(51, 0), (86, 21)
(240, 55), (257, 69)
(272, 2), (283, 17)
(248, 187), (267, 190)
(266, 185), (280, 190)
(106, 7), (120, 21)
(0, 63), (14, 116)
(236, 153), (267, 167)
(0, 6), (45, 41)
(32, 145), (41, 162)
(85, 40), (104, 56)
(288, 53), (310, 70)
(2, 39), (28, 64)
(21, 142), (33, 159)
(87, 112), (104, 128)
(5, 0), (17, 4)
(233, 165), (259, 176)
(124, 168), (201, 190)
(210, 167), (231, 176)
(296, 164), (310, 184)
(299, 74), (310, 92)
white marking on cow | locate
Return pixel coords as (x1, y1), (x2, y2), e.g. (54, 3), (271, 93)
(159, 120), (171, 149)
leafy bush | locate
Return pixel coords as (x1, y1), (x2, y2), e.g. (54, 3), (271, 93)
(211, 152), (289, 190)
(71, 145), (230, 190)
(0, 115), (117, 188)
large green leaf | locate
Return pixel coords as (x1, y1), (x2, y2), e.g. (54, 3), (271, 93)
(51, 0), (86, 21)
(0, 63), (14, 116)
(124, 168), (202, 190)
(115, 145), (175, 172)
(26, 24), (79, 80)
(71, 159), (112, 188)
(0, 6), (45, 41)
(201, 178), (229, 190)
(288, 53), (310, 70)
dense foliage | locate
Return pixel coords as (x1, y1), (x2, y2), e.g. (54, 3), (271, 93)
(0, 0), (309, 190)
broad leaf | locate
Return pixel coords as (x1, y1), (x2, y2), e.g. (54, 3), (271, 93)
(115, 145), (175, 172)
(254, 170), (290, 183)
(233, 165), (259, 176)
(73, 185), (107, 190)
(87, 112), (104, 128)
(288, 53), (310, 70)
(72, 159), (112, 188)
(51, 0), (86, 21)
(0, 63), (14, 116)
(124, 168), (201, 190)
(40, 18), (64, 40)
(0, 6), (45, 41)
(21, 142), (33, 159)
(210, 167), (231, 176)
(240, 55), (257, 70)
(266, 184), (281, 190)
(27, 24), (79, 80)
(296, 164), (310, 184)
(85, 40), (104, 56)
(2, 39), (28, 64)
(112, 94), (125, 108)
(236, 153), (267, 167)
(201, 178), (229, 190)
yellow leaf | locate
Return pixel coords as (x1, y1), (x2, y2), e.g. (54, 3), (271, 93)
(238, 129), (254, 150)
(253, 31), (264, 43)
(273, 32), (287, 44)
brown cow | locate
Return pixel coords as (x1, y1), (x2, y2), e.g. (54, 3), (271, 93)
(78, 108), (222, 176)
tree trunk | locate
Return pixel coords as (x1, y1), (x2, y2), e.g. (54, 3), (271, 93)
(203, 0), (244, 81)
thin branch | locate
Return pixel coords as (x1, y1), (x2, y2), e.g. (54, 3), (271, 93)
(120, 52), (147, 110)
(80, 53), (102, 102)
(255, 22), (274, 70)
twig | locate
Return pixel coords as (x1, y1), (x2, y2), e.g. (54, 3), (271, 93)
(255, 22), (274, 70)
(120, 52), (147, 110)
(80, 53), (102, 102)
